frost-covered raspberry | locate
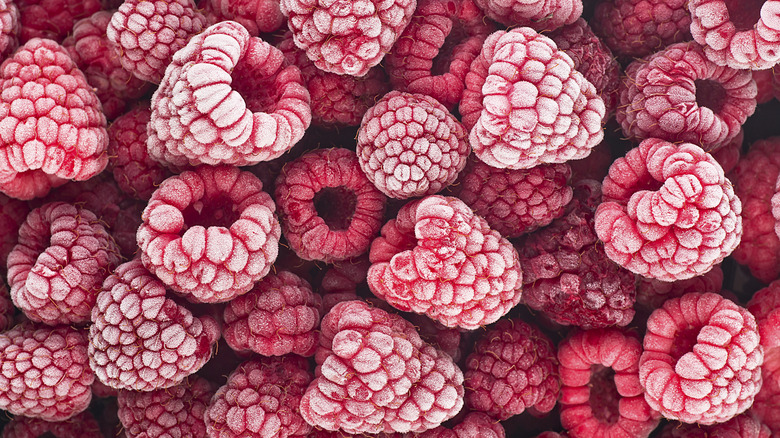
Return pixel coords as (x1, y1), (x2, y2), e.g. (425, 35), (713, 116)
(640, 292), (763, 424)
(657, 412), (772, 437)
(202, 0), (284, 35)
(617, 42), (756, 152)
(0, 324), (94, 421)
(280, 0), (416, 76)
(16, 0), (101, 43)
(464, 318), (559, 420)
(300, 300), (464, 434)
(474, 0), (580, 30)
(558, 328), (660, 438)
(0, 38), (108, 200)
(1, 411), (103, 438)
(7, 202), (121, 325)
(367, 195), (523, 330)
(223, 270), (322, 357)
(595, 138), (742, 281)
(0, 192), (29, 270)
(0, 0), (19, 56)
(748, 280), (780, 353)
(636, 265), (724, 311)
(147, 21), (311, 168)
(206, 356), (313, 438)
(275, 148), (386, 263)
(460, 28), (605, 170)
(89, 259), (221, 391)
(137, 165), (281, 303)
(357, 91), (469, 199)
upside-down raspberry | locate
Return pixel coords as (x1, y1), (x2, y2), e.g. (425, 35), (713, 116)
(16, 0), (101, 43)
(201, 0), (285, 35)
(474, 0), (580, 31)
(0, 411), (103, 438)
(657, 412), (772, 437)
(0, 0), (18, 57)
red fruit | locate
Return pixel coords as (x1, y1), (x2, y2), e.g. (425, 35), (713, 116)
(636, 265), (724, 310)
(16, 0), (101, 43)
(473, 0), (581, 31)
(747, 279), (780, 351)
(0, 411), (102, 438)
(0, 0), (19, 56)
(202, 0), (285, 35)
(753, 349), (780, 434)
(656, 412), (772, 437)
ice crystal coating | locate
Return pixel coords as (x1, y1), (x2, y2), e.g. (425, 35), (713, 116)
(753, 349), (780, 434)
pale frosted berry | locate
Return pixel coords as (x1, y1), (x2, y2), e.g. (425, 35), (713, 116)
(474, 0), (580, 31)
(202, 0), (284, 35)
(640, 292), (763, 424)
(0, 0), (19, 56)
(0, 411), (102, 438)
(636, 265), (724, 310)
(657, 412), (772, 437)
(0, 192), (29, 270)
(16, 0), (101, 43)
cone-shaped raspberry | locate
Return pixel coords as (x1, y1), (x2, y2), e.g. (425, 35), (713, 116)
(460, 28), (605, 170)
(558, 328), (660, 438)
(367, 195), (524, 330)
(640, 292), (763, 424)
(89, 259), (221, 391)
(595, 138), (742, 281)
(7, 202), (122, 325)
(636, 265), (724, 311)
(205, 356), (313, 438)
(202, 0), (284, 35)
(16, 0), (100, 43)
(657, 412), (772, 437)
(137, 165), (281, 303)
(300, 300), (465, 434)
(0, 192), (29, 271)
(0, 0), (18, 57)
(357, 91), (470, 199)
(0, 324), (94, 421)
(147, 21), (312, 168)
(0, 38), (108, 200)
(1, 410), (103, 438)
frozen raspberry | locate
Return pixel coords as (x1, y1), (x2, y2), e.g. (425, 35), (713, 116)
(0, 192), (29, 270)
(451, 412), (506, 438)
(0, 324), (94, 421)
(747, 279), (780, 351)
(474, 0), (580, 30)
(636, 265), (724, 311)
(595, 138), (742, 281)
(357, 91), (469, 199)
(205, 356), (313, 438)
(640, 292), (763, 424)
(223, 270), (322, 357)
(1, 411), (103, 438)
(0, 0), (19, 57)
(280, 0), (416, 77)
(754, 349), (780, 433)
(117, 374), (214, 438)
(617, 42), (756, 152)
(657, 412), (771, 437)
(147, 21), (312, 168)
(274, 148), (386, 263)
(0, 38), (109, 200)
(137, 165), (281, 303)
(202, 0), (284, 35)
(460, 28), (605, 170)
(91, 379), (118, 398)
(6, 202), (121, 325)
(16, 0), (101, 43)
(300, 300), (464, 434)
(89, 259), (221, 391)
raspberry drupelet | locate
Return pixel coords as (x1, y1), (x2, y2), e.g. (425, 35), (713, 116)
(473, 0), (581, 31)
(656, 412), (772, 437)
(16, 0), (101, 43)
(201, 0), (285, 35)
(1, 411), (103, 438)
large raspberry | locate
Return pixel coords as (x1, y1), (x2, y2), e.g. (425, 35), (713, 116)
(595, 138), (742, 281)
(367, 195), (524, 330)
(460, 28), (605, 170)
(0, 411), (103, 438)
(16, 0), (101, 43)
(202, 0), (285, 35)
(300, 300), (464, 434)
(147, 20), (312, 168)
(0, 38), (108, 200)
(0, 0), (18, 57)
(656, 412), (772, 437)
(640, 292), (763, 424)
(137, 165), (281, 303)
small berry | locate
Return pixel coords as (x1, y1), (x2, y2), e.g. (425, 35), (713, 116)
(747, 279), (780, 351)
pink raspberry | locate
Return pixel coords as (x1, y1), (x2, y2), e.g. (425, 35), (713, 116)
(0, 324), (94, 421)
(640, 292), (763, 424)
(473, 0), (580, 31)
(558, 328), (660, 438)
(16, 0), (101, 43)
(201, 0), (285, 35)
(0, 192), (29, 270)
(460, 28), (605, 170)
(357, 91), (469, 199)
(0, 38), (109, 200)
(450, 412), (506, 438)
(595, 138), (742, 281)
(617, 42), (756, 152)
(0, 0), (19, 57)
(89, 259), (221, 391)
(147, 20), (312, 168)
(464, 318), (560, 420)
(1, 411), (103, 438)
(747, 279), (780, 352)
(223, 270), (322, 357)
(280, 0), (417, 77)
(367, 195), (524, 330)
(6, 202), (121, 325)
(300, 300), (464, 434)
(205, 356), (313, 438)
(274, 148), (386, 263)
(657, 412), (772, 437)
(636, 265), (724, 311)
(137, 165), (281, 303)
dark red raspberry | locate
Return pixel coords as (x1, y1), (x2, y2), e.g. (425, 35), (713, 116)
(357, 91), (469, 199)
(318, 257), (369, 312)
(0, 192), (29, 270)
(753, 349), (780, 434)
(16, 0), (101, 43)
(636, 265), (724, 311)
(0, 0), (19, 57)
(274, 148), (386, 263)
(0, 411), (103, 438)
(201, 0), (285, 35)
(473, 0), (580, 31)
(657, 412), (772, 437)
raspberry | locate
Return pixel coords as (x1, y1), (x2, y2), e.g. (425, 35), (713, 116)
(474, 0), (580, 31)
(274, 148), (386, 263)
(747, 279), (780, 351)
(6, 202), (121, 325)
(464, 318), (560, 420)
(640, 292), (763, 424)
(753, 349), (780, 433)
(0, 324), (94, 421)
(299, 300), (464, 434)
(0, 192), (29, 270)
(117, 375), (215, 438)
(357, 91), (469, 199)
(636, 265), (724, 311)
(451, 412), (506, 438)
(0, 38), (109, 200)
(280, 0), (417, 77)
(617, 42), (756, 152)
(16, 0), (101, 43)
(223, 270), (322, 357)
(205, 356), (313, 438)
(595, 138), (742, 281)
(89, 259), (221, 391)
(0, 411), (103, 438)
(137, 165), (281, 303)
(0, 0), (19, 57)
(460, 28), (605, 170)
(147, 21), (312, 168)
(201, 0), (285, 35)
(367, 195), (524, 330)
(558, 328), (660, 438)
(656, 412), (772, 437)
